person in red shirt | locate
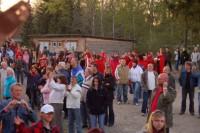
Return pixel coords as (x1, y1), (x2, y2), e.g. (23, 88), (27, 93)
(84, 49), (92, 67)
(149, 73), (176, 133)
(109, 54), (119, 77)
(127, 55), (136, 69)
(138, 54), (148, 70)
(157, 48), (166, 74)
(147, 52), (154, 64)
(15, 46), (23, 60)
(95, 55), (105, 74)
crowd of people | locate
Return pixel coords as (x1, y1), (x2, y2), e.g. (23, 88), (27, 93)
(0, 39), (200, 133)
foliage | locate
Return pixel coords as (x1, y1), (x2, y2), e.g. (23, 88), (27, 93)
(21, 0), (200, 52)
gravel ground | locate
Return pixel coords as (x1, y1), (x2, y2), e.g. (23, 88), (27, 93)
(22, 72), (200, 133)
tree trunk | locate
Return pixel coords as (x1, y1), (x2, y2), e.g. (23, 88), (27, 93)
(112, 0), (115, 38)
(184, 16), (189, 48)
(91, 0), (96, 36)
(100, 0), (104, 36)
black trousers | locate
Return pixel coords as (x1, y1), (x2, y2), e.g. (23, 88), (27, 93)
(105, 102), (115, 126)
(165, 60), (172, 71)
(63, 96), (68, 118)
(166, 128), (170, 133)
(181, 88), (194, 113)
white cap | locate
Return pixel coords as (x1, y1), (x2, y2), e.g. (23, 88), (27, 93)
(40, 104), (54, 113)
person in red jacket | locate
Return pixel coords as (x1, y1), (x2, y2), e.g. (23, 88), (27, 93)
(15, 104), (60, 133)
(95, 55), (105, 74)
(157, 48), (166, 74)
(109, 54), (119, 77)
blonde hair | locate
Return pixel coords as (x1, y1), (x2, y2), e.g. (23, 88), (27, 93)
(145, 110), (166, 133)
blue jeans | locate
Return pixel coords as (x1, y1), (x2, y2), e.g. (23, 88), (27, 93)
(89, 114), (105, 130)
(80, 102), (89, 126)
(132, 82), (141, 104)
(141, 91), (148, 113)
(15, 70), (24, 84)
(117, 84), (128, 102)
(141, 90), (152, 113)
(175, 60), (180, 70)
(68, 108), (82, 133)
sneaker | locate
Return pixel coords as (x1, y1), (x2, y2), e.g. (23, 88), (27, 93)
(141, 113), (146, 117)
(117, 101), (121, 105)
(135, 103), (139, 106)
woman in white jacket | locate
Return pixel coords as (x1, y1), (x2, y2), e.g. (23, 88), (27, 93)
(48, 73), (67, 133)
(66, 76), (82, 133)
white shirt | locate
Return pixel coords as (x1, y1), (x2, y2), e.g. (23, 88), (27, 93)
(66, 84), (82, 109)
(147, 71), (156, 90)
(174, 51), (178, 61)
(48, 79), (66, 103)
(191, 52), (200, 62)
(129, 65), (143, 82)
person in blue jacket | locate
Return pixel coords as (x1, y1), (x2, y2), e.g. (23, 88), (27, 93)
(3, 68), (17, 99)
(179, 61), (198, 115)
(0, 83), (37, 133)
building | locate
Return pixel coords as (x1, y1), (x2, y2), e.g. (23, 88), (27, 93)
(30, 34), (135, 54)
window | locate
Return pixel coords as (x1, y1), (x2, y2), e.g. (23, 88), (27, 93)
(39, 41), (49, 53)
(64, 41), (77, 51)
(52, 42), (57, 47)
(58, 42), (62, 47)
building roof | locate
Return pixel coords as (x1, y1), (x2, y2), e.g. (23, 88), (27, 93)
(29, 34), (135, 42)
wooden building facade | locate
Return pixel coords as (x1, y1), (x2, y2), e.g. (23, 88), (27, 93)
(30, 34), (135, 54)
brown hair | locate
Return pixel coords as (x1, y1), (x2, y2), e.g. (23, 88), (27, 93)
(91, 77), (102, 88)
(185, 61), (192, 68)
(57, 75), (68, 86)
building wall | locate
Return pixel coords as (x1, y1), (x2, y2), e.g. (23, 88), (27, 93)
(31, 37), (133, 54)
(32, 37), (86, 53)
(85, 38), (133, 54)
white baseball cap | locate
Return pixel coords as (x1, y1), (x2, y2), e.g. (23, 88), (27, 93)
(40, 104), (54, 113)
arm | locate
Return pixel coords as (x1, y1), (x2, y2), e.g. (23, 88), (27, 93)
(0, 104), (12, 120)
(159, 87), (177, 105)
(141, 72), (147, 90)
(24, 109), (37, 123)
(48, 79), (65, 91)
(41, 81), (51, 93)
(179, 72), (183, 87)
(70, 86), (81, 99)
(114, 66), (120, 80)
(128, 69), (132, 81)
(191, 53), (193, 60)
(110, 76), (116, 90)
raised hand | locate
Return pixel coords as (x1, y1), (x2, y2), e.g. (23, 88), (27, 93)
(0, 1), (30, 42)
(14, 116), (24, 125)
